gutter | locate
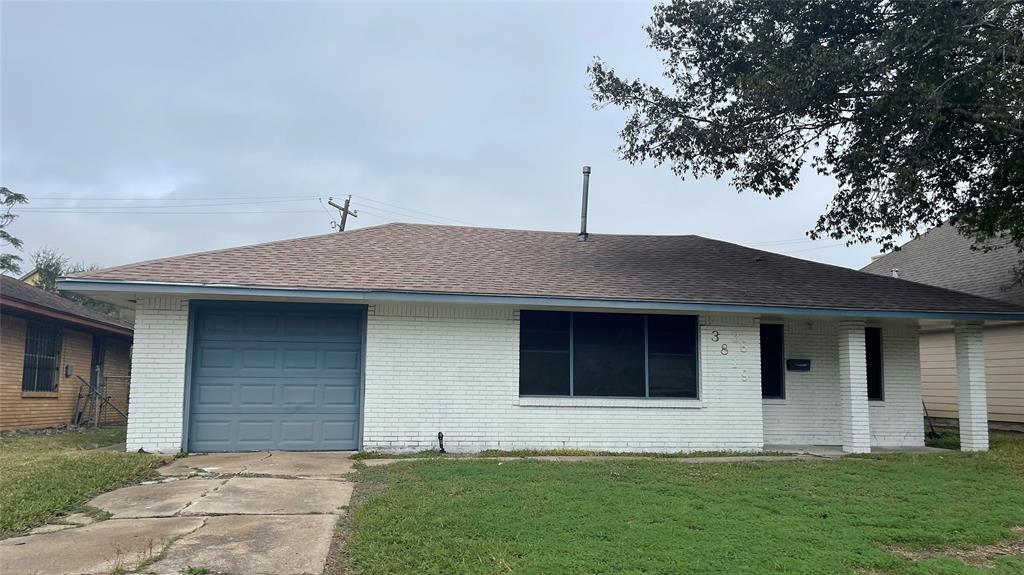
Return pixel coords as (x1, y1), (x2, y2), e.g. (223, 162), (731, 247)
(57, 277), (1024, 322)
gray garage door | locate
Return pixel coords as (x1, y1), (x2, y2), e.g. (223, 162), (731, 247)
(187, 302), (364, 452)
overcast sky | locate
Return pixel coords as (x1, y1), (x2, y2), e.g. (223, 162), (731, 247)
(2, 1), (886, 274)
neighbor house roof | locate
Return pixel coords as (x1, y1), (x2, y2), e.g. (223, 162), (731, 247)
(1, 274), (133, 336)
(861, 223), (1024, 307)
(63, 223), (1024, 319)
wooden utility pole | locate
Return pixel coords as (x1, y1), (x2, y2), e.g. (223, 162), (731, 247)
(328, 196), (358, 231)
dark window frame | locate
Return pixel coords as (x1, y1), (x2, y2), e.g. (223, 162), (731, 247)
(22, 321), (63, 393)
(519, 311), (700, 399)
(760, 323), (785, 399)
(865, 326), (884, 401)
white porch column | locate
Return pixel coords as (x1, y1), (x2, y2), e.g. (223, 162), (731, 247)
(837, 320), (871, 453)
(955, 321), (989, 451)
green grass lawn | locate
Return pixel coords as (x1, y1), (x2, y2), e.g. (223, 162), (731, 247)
(343, 433), (1024, 575)
(0, 427), (166, 536)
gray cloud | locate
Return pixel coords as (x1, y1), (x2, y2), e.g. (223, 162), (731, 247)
(1, 1), (882, 272)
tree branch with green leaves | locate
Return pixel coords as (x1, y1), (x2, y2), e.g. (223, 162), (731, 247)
(1, 187), (28, 275)
(590, 0), (1024, 282)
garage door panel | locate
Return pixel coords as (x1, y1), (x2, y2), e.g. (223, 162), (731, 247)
(323, 421), (358, 442)
(325, 350), (360, 370)
(194, 383), (234, 407)
(188, 303), (364, 452)
(191, 376), (360, 408)
(194, 343), (361, 377)
(198, 314), (361, 344)
(239, 384), (275, 406)
(281, 420), (315, 441)
(191, 414), (362, 452)
(324, 385), (359, 406)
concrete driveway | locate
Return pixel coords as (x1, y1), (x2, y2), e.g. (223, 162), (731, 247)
(0, 452), (356, 575)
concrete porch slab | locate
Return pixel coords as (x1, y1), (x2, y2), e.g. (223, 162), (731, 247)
(149, 514), (338, 575)
(182, 477), (352, 515)
(0, 517), (205, 575)
(767, 444), (848, 458)
(766, 444), (946, 457)
(89, 479), (225, 518)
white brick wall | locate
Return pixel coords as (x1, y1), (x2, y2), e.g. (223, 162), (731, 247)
(120, 298), (926, 454)
(762, 320), (924, 448)
(125, 297), (189, 453)
(955, 322), (989, 451)
(362, 304), (764, 452)
(870, 324), (924, 447)
(762, 320), (843, 444)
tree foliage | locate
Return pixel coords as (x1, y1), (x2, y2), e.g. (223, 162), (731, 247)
(31, 248), (128, 321)
(1, 187), (28, 274)
(590, 0), (1024, 276)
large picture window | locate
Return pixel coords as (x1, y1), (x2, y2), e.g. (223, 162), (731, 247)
(22, 322), (62, 393)
(519, 311), (698, 398)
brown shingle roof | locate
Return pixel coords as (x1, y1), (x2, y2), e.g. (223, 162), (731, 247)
(1, 275), (132, 331)
(72, 223), (1024, 315)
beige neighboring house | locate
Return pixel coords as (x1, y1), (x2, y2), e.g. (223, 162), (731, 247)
(863, 224), (1024, 429)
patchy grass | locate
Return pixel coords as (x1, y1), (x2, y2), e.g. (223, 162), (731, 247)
(0, 427), (166, 536)
(352, 448), (788, 460)
(342, 435), (1024, 575)
(476, 448), (790, 458)
(352, 449), (450, 460)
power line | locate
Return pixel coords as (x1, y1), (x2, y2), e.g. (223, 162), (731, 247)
(25, 192), (480, 226)
(354, 204), (461, 226)
(28, 193), (315, 200)
(17, 209), (325, 215)
(353, 195), (478, 226)
(20, 198), (306, 211)
(779, 241), (852, 254)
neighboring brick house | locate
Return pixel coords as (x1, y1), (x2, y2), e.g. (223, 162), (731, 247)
(863, 224), (1024, 428)
(60, 223), (1024, 455)
(1, 275), (133, 431)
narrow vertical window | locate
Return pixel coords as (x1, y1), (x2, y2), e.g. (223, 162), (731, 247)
(519, 311), (570, 395)
(760, 324), (785, 399)
(22, 322), (62, 393)
(648, 315), (698, 398)
(865, 327), (884, 400)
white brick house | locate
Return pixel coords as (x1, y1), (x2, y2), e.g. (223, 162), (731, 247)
(61, 224), (1024, 454)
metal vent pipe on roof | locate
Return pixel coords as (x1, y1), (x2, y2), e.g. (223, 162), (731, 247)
(579, 165), (591, 241)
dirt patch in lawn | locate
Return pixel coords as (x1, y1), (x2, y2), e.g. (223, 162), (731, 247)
(323, 463), (391, 575)
(887, 526), (1024, 567)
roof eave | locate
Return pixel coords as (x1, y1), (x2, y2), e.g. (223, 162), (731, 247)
(0, 297), (133, 337)
(58, 278), (1024, 322)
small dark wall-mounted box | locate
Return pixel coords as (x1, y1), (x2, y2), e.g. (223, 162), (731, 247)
(786, 359), (811, 372)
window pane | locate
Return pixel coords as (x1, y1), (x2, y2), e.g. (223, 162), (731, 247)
(519, 311), (570, 395)
(648, 315), (699, 398)
(520, 351), (570, 395)
(865, 327), (884, 400)
(760, 324), (785, 398)
(520, 310), (570, 352)
(23, 323), (61, 392)
(573, 313), (645, 397)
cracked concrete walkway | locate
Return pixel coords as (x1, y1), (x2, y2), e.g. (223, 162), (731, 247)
(0, 451), (354, 575)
